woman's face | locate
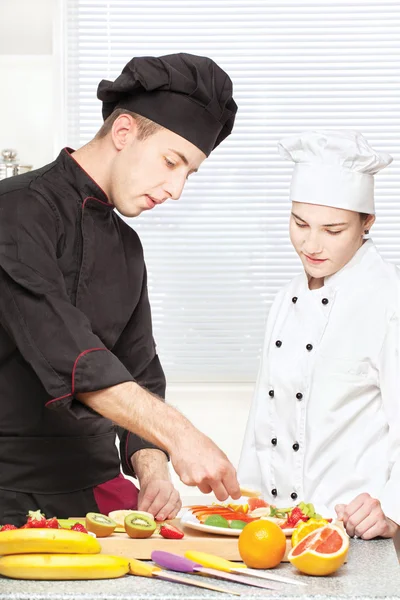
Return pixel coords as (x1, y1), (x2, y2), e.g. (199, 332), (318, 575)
(289, 202), (375, 281)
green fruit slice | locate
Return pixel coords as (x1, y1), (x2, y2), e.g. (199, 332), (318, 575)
(204, 515), (230, 528)
(124, 512), (157, 539)
(229, 520), (247, 530)
(85, 513), (116, 537)
(58, 518), (86, 529)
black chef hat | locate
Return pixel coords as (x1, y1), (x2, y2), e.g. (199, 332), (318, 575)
(97, 53), (237, 156)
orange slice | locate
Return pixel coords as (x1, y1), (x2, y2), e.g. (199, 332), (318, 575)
(291, 518), (329, 547)
(288, 524), (349, 576)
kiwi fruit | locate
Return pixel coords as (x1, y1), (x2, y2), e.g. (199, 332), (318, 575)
(124, 511), (157, 539)
(85, 512), (117, 537)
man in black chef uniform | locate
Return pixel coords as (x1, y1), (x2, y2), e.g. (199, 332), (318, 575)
(0, 53), (241, 525)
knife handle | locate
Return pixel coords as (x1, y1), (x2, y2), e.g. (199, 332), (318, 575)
(128, 558), (161, 578)
(185, 551), (236, 573)
(151, 550), (198, 573)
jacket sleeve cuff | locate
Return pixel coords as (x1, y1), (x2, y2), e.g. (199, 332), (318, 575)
(45, 347), (134, 417)
(117, 428), (170, 479)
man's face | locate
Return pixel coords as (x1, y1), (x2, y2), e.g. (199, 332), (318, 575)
(289, 201), (374, 280)
(109, 125), (206, 217)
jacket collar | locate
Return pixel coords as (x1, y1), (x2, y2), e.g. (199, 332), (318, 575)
(57, 148), (113, 208)
(298, 239), (376, 294)
(325, 239), (375, 289)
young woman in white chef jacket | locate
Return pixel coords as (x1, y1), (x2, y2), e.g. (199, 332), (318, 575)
(238, 130), (399, 540)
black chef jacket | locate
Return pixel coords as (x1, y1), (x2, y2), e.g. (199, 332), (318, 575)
(0, 148), (166, 494)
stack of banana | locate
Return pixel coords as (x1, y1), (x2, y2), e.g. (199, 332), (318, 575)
(0, 528), (129, 580)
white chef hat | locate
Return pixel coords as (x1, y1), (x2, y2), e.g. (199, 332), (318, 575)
(277, 129), (393, 214)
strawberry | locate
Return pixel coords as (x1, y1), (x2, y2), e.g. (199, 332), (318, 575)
(71, 523), (88, 534)
(0, 524), (18, 531)
(26, 510), (47, 528)
(45, 517), (60, 529)
(159, 523), (184, 540)
(286, 507), (308, 528)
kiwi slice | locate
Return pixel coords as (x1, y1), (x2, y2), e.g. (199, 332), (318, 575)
(124, 512), (157, 539)
(204, 515), (230, 528)
(85, 513), (117, 537)
(229, 520), (247, 530)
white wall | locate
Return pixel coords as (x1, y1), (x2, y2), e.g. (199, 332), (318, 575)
(0, 0), (54, 167)
(166, 383), (253, 500)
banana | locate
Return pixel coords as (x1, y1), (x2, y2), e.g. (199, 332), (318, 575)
(0, 528), (101, 555)
(0, 554), (129, 580)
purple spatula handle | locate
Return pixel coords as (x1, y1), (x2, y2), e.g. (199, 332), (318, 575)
(151, 551), (201, 573)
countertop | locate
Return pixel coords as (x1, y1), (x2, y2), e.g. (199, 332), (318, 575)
(0, 539), (398, 600)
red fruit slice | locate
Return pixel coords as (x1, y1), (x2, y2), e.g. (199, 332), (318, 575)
(248, 498), (268, 511)
(45, 518), (60, 529)
(71, 523), (88, 534)
(159, 523), (184, 539)
(291, 526), (344, 557)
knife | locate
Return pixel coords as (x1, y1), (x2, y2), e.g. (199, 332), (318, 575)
(184, 550), (307, 586)
(128, 558), (240, 595)
(151, 551), (282, 590)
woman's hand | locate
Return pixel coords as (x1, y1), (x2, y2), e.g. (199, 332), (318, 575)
(335, 493), (399, 539)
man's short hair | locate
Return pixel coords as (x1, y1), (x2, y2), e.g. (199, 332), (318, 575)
(96, 108), (163, 141)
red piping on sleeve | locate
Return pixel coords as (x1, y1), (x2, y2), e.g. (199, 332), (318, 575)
(71, 347), (107, 394)
(45, 392), (73, 406)
(45, 347), (107, 407)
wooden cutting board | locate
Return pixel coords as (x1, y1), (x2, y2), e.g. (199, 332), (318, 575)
(96, 519), (292, 562)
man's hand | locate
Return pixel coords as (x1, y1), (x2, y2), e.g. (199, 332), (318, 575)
(78, 381), (241, 502)
(132, 449), (181, 521)
(171, 427), (241, 502)
(335, 493), (399, 540)
(138, 479), (181, 521)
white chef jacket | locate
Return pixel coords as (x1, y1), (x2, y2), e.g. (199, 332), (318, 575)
(238, 240), (400, 525)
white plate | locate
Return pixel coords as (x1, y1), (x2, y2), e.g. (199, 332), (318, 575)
(180, 510), (295, 537)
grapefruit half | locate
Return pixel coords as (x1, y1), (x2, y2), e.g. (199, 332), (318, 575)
(288, 524), (349, 576)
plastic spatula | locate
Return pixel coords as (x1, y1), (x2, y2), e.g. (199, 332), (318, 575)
(128, 558), (240, 595)
(185, 550), (307, 586)
(151, 551), (282, 590)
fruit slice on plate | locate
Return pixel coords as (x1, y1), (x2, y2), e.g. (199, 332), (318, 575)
(204, 515), (230, 528)
(288, 524), (349, 576)
(247, 497), (268, 512)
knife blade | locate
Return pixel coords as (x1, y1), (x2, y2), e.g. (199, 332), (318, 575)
(185, 550), (307, 586)
(128, 558), (240, 595)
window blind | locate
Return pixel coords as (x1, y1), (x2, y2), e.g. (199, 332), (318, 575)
(63, 0), (400, 382)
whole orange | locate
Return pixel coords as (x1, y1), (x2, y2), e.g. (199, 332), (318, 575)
(238, 520), (287, 569)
